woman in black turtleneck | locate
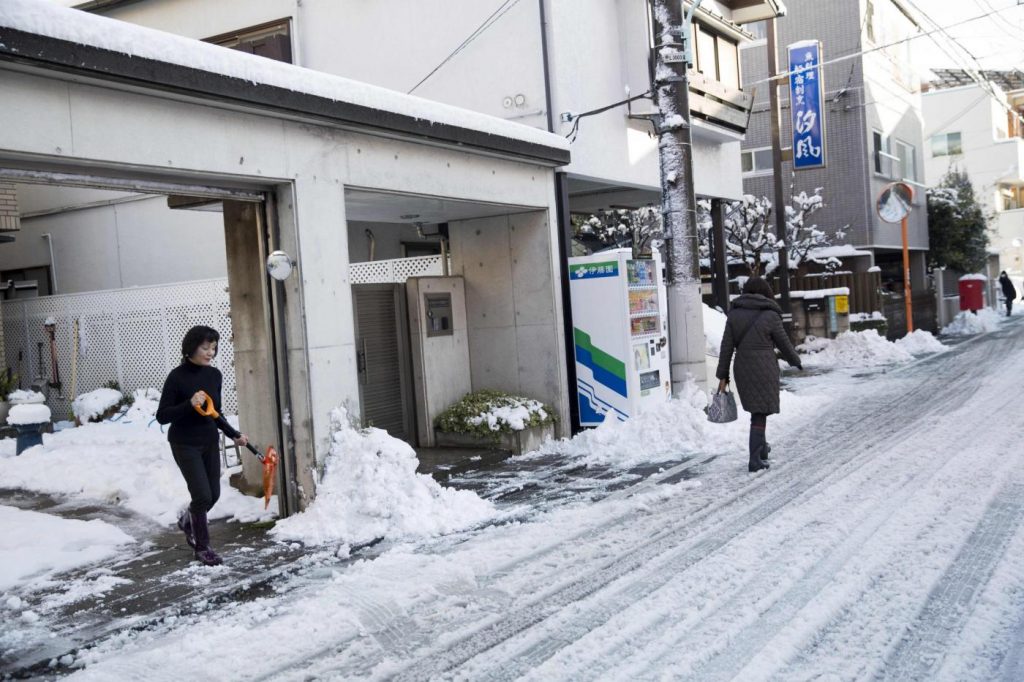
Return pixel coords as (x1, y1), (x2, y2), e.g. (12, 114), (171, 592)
(157, 325), (248, 566)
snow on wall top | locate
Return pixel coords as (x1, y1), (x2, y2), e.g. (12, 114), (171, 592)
(0, 0), (568, 153)
(789, 287), (851, 299)
(959, 274), (988, 281)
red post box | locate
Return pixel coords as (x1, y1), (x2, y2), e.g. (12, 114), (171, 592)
(959, 277), (986, 312)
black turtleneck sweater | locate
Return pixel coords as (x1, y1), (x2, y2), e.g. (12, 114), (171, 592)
(156, 361), (222, 445)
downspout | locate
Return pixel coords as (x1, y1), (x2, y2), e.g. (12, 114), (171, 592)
(540, 0), (582, 434)
(41, 233), (57, 294)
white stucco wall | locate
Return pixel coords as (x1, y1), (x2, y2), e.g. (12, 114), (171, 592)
(91, 0), (743, 198)
(6, 186), (225, 293)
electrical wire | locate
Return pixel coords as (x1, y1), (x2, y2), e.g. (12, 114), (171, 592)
(746, 5), (1017, 88)
(563, 92), (653, 142)
(407, 0), (523, 95)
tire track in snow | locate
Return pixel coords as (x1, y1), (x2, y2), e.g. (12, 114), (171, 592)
(375, 354), (981, 679)
(878, 481), (1024, 681)
(464, 375), (980, 680)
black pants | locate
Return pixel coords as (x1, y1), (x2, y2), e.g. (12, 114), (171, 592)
(749, 413), (768, 458)
(1007, 299), (1013, 316)
(171, 441), (221, 514)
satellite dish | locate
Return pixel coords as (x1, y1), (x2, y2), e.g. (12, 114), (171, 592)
(877, 182), (914, 223)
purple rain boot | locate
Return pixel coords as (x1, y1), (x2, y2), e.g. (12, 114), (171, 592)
(177, 508), (196, 549)
(189, 510), (223, 566)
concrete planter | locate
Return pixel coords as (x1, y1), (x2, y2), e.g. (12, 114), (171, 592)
(435, 423), (554, 456)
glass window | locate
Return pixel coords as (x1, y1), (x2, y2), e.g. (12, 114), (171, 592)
(716, 35), (740, 89)
(695, 24), (718, 79)
(873, 131), (885, 174)
(930, 132), (963, 157)
(741, 147), (773, 174)
(895, 140), (916, 181)
(746, 21), (767, 41)
(866, 0), (876, 43)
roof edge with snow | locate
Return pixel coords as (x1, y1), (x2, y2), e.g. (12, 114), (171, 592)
(0, 26), (570, 167)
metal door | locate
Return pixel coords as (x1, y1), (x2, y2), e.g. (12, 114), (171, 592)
(353, 284), (415, 443)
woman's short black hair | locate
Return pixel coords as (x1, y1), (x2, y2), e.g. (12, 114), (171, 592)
(742, 276), (775, 298)
(181, 325), (220, 362)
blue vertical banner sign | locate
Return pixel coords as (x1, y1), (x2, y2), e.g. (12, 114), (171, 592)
(788, 40), (826, 170)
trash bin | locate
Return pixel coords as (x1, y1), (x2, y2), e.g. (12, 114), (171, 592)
(7, 403), (52, 455)
(959, 276), (986, 312)
(15, 422), (46, 454)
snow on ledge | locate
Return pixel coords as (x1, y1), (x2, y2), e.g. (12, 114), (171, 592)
(806, 245), (872, 259)
(0, 0), (568, 152)
(959, 273), (988, 281)
(789, 287), (851, 300)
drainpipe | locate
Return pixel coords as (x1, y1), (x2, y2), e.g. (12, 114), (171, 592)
(41, 233), (57, 294)
(364, 228), (376, 261)
(540, 0), (581, 434)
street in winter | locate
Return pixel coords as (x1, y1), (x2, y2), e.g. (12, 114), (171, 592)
(3, 0), (1024, 680)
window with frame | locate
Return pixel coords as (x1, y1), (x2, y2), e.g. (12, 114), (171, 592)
(866, 0), (876, 43)
(205, 19), (292, 63)
(741, 147), (773, 175)
(930, 131), (963, 157)
(894, 139), (916, 181)
(1001, 185), (1023, 211)
(873, 131), (892, 176)
(692, 22), (741, 90)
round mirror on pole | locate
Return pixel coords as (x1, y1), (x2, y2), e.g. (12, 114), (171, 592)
(266, 250), (295, 281)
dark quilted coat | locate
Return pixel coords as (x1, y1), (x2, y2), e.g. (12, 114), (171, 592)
(716, 294), (802, 415)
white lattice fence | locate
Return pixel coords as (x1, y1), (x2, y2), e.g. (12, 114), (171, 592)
(349, 255), (447, 284)
(2, 279), (235, 420)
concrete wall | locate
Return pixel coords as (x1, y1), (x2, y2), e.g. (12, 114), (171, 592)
(93, 0), (744, 199)
(406, 276), (471, 447)
(6, 186), (225, 294)
(0, 64), (559, 505)
(449, 209), (569, 435)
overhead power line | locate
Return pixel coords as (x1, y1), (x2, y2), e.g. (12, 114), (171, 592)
(747, 4), (1017, 88)
(407, 0), (523, 95)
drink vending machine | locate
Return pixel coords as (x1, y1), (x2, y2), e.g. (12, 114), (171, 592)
(568, 248), (671, 426)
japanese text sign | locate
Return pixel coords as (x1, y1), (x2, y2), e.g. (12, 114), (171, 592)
(788, 40), (826, 170)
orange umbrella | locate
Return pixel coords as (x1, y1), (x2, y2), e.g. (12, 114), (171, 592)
(194, 391), (278, 509)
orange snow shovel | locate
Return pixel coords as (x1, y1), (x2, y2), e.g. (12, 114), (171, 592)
(193, 391), (279, 509)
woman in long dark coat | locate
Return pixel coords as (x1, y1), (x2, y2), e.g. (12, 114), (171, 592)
(716, 277), (802, 472)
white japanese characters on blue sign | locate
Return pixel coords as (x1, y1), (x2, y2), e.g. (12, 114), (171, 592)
(788, 40), (826, 170)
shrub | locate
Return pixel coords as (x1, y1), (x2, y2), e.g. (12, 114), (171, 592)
(434, 390), (555, 441)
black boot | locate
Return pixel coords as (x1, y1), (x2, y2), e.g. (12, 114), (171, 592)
(748, 444), (770, 472)
(177, 508), (196, 549)
(190, 510), (223, 566)
(763, 444), (771, 461)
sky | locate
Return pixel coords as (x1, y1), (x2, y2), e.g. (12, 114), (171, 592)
(907, 0), (1024, 72)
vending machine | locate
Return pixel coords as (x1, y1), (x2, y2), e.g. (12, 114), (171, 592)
(569, 248), (671, 426)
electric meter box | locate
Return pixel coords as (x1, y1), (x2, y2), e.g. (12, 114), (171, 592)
(569, 248), (671, 427)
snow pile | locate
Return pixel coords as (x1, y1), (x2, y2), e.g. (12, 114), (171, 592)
(7, 390), (45, 404)
(468, 397), (548, 432)
(0, 422), (274, 525)
(894, 330), (947, 355)
(0, 505), (133, 591)
(703, 304), (727, 356)
(122, 388), (161, 423)
(7, 403), (51, 425)
(271, 408), (495, 546)
(72, 388), (123, 422)
(942, 309), (1001, 336)
(797, 331), (913, 367)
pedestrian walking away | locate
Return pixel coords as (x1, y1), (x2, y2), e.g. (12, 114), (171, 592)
(1000, 271), (1017, 316)
(716, 277), (803, 472)
(156, 325), (249, 566)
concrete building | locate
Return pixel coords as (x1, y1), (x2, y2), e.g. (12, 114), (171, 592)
(923, 70), (1024, 277)
(739, 0), (930, 329)
(0, 2), (570, 512)
(2, 0), (785, 435)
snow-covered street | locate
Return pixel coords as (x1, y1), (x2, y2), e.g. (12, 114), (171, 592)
(0, 318), (1016, 680)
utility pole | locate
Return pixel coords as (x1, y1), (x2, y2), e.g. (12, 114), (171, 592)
(766, 17), (793, 331)
(651, 0), (707, 394)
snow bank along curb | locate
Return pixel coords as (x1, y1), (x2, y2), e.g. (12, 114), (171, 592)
(1, 505), (133, 592)
(942, 309), (1001, 336)
(797, 330), (946, 368)
(271, 408), (495, 547)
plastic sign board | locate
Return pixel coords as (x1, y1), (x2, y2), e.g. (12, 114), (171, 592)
(834, 294), (849, 314)
(788, 40), (826, 170)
